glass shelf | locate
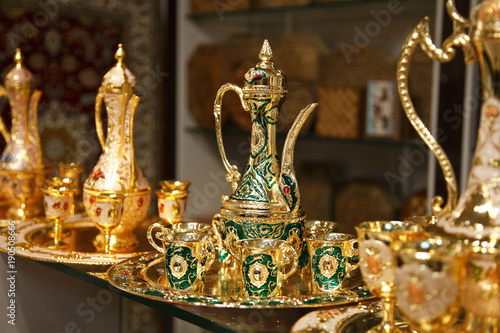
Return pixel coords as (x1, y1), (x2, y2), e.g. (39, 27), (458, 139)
(187, 0), (435, 25)
(34, 259), (239, 333)
(186, 126), (428, 150)
(188, 0), (428, 19)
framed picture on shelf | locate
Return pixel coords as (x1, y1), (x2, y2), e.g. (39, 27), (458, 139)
(364, 80), (400, 139)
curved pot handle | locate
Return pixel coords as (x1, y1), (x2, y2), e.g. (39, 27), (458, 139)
(213, 83), (249, 193)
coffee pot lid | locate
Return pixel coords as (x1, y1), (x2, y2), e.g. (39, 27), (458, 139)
(243, 39), (287, 95)
(101, 44), (137, 94)
(4, 49), (35, 91)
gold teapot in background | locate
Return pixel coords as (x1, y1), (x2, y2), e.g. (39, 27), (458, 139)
(83, 44), (151, 253)
(212, 40), (317, 257)
(0, 49), (51, 219)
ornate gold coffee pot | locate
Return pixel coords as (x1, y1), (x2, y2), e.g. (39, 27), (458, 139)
(83, 44), (151, 253)
(397, 0), (500, 240)
(0, 49), (51, 219)
(399, 5), (500, 330)
(212, 40), (317, 256)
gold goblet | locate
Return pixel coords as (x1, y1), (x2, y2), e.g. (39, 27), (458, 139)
(58, 162), (84, 214)
(11, 171), (37, 220)
(355, 220), (424, 333)
(42, 177), (77, 249)
(156, 180), (190, 224)
(392, 236), (463, 332)
(460, 240), (500, 333)
(93, 193), (125, 254)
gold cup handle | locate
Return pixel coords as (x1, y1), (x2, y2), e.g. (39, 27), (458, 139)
(212, 214), (224, 250)
(0, 85), (11, 143)
(397, 1), (475, 217)
(199, 235), (215, 275)
(213, 83), (250, 192)
(346, 240), (360, 277)
(147, 222), (168, 253)
(283, 243), (299, 281)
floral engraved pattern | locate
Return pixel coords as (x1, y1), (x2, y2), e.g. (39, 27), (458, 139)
(359, 239), (394, 289)
(87, 168), (105, 186)
(312, 246), (346, 291)
(165, 246), (198, 291)
(395, 263), (459, 322)
(244, 68), (266, 84)
(461, 256), (500, 318)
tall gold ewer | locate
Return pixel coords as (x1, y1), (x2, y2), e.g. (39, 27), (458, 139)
(212, 40), (317, 262)
(0, 49), (51, 220)
(83, 44), (151, 253)
(398, 1), (500, 331)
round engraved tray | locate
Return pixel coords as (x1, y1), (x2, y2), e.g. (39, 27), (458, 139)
(0, 215), (155, 268)
(290, 301), (464, 332)
(107, 252), (374, 309)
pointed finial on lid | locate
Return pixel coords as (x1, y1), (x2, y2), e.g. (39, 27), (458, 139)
(115, 44), (125, 64)
(259, 39), (273, 62)
(14, 48), (23, 67)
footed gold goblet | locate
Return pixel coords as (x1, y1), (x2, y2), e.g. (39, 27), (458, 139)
(11, 171), (36, 220)
(392, 236), (464, 332)
(355, 220), (424, 333)
(58, 162), (84, 214)
(460, 240), (500, 333)
(94, 193), (125, 254)
(42, 177), (77, 249)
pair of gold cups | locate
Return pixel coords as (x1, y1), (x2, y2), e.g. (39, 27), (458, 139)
(42, 175), (124, 254)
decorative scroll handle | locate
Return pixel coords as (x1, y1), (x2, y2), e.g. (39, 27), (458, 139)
(95, 86), (106, 150)
(0, 86), (11, 143)
(213, 83), (250, 192)
(147, 222), (168, 253)
(283, 243), (298, 281)
(397, 0), (475, 217)
(127, 95), (140, 189)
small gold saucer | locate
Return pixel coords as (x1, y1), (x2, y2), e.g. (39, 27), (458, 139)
(0, 215), (155, 269)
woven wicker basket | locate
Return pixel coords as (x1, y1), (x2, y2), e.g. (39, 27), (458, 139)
(315, 86), (363, 139)
(320, 46), (396, 87)
(188, 44), (232, 128)
(334, 181), (400, 233)
(252, 0), (312, 8)
(190, 0), (250, 14)
(274, 33), (330, 83)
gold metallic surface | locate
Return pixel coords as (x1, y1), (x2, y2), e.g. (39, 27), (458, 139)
(397, 17), (460, 218)
(106, 251), (374, 309)
(212, 39), (317, 258)
(0, 49), (51, 219)
(356, 221), (425, 333)
(397, 0), (500, 240)
(84, 44), (151, 253)
(0, 217), (155, 268)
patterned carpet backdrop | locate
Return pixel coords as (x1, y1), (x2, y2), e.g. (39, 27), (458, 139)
(0, 0), (164, 189)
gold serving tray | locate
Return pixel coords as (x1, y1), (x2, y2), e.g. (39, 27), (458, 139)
(291, 302), (464, 333)
(0, 215), (155, 269)
(107, 252), (374, 309)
